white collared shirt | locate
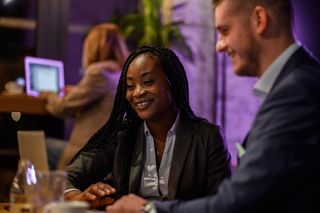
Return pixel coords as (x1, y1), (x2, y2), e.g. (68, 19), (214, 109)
(253, 43), (300, 101)
(139, 112), (180, 200)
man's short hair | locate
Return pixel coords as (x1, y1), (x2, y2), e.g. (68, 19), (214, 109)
(213, 0), (293, 30)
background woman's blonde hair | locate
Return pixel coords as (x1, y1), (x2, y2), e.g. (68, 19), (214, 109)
(82, 23), (129, 69)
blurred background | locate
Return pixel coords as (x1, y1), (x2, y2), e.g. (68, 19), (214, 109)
(1, 0), (320, 200)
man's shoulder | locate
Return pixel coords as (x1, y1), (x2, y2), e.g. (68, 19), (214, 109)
(289, 47), (320, 81)
(268, 48), (320, 101)
(279, 57), (320, 99)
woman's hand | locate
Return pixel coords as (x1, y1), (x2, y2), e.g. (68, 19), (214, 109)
(39, 92), (56, 99)
(65, 182), (116, 208)
(63, 85), (74, 94)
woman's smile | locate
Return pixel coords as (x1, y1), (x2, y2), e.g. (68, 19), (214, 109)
(135, 99), (153, 110)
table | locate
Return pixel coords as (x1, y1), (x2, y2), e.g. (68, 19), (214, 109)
(0, 93), (47, 114)
(0, 203), (105, 213)
(0, 203), (9, 213)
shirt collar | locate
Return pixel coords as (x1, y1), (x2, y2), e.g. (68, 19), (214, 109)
(144, 111), (180, 136)
(253, 42), (300, 101)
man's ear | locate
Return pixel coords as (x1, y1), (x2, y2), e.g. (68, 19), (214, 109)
(251, 5), (268, 35)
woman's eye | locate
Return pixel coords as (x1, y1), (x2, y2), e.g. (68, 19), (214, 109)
(126, 84), (134, 90)
(144, 79), (154, 85)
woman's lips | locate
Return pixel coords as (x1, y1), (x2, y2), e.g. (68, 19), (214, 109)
(135, 100), (152, 110)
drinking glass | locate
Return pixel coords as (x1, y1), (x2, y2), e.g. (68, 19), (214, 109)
(35, 170), (66, 210)
(43, 201), (89, 213)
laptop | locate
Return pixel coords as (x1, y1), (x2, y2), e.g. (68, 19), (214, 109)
(24, 56), (65, 97)
(17, 130), (49, 171)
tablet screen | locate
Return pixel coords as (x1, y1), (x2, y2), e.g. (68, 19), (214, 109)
(25, 56), (64, 96)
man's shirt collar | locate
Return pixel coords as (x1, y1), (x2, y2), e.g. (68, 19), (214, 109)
(253, 43), (300, 101)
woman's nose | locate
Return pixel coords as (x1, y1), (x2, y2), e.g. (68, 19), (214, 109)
(133, 84), (146, 97)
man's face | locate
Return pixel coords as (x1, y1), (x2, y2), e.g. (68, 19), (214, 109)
(215, 0), (260, 76)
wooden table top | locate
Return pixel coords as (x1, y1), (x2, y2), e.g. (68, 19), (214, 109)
(0, 203), (9, 213)
(0, 93), (48, 115)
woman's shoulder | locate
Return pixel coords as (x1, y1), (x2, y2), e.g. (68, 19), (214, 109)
(178, 117), (225, 149)
(188, 117), (220, 132)
(178, 116), (222, 139)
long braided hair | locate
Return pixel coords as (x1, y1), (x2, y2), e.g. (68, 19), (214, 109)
(74, 46), (199, 195)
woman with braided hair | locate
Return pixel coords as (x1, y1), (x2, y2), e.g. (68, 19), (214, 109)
(64, 46), (231, 209)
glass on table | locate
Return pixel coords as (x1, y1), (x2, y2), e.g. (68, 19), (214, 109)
(43, 201), (88, 213)
(35, 170), (66, 211)
(9, 159), (37, 213)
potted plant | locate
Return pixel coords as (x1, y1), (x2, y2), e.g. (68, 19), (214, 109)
(113, 0), (193, 61)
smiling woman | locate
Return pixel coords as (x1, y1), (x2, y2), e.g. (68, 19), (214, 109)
(63, 46), (232, 209)
(125, 53), (175, 123)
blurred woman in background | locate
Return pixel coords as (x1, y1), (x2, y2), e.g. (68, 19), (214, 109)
(45, 23), (129, 169)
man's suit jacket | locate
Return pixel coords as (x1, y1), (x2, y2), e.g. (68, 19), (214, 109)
(66, 115), (231, 200)
(157, 47), (320, 213)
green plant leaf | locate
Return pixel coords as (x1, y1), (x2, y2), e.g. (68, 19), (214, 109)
(112, 0), (193, 60)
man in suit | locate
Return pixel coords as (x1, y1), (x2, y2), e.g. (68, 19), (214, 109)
(107, 0), (320, 212)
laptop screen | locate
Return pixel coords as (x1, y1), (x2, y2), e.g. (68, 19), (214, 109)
(24, 56), (64, 97)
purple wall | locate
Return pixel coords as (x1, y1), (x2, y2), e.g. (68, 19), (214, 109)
(292, 0), (320, 59)
(216, 55), (260, 166)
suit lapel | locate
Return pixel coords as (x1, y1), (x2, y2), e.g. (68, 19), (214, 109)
(128, 124), (144, 193)
(167, 116), (194, 199)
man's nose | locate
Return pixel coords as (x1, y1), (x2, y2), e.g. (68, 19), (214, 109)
(216, 39), (227, 53)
